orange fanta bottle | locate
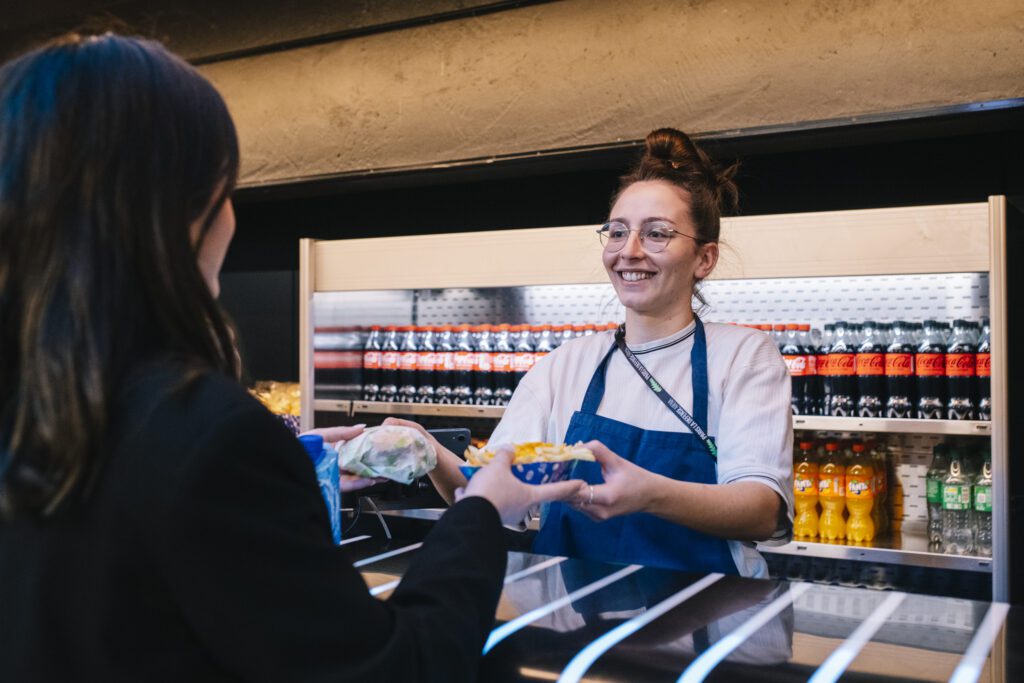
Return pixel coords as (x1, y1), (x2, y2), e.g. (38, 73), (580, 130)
(793, 441), (819, 538)
(818, 441), (846, 540)
(846, 442), (876, 542)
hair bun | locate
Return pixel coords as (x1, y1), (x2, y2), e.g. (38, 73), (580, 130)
(638, 127), (738, 211)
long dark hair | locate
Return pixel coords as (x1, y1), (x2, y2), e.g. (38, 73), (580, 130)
(0, 34), (240, 518)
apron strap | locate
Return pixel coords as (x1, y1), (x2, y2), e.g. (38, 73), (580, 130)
(579, 343), (617, 413)
(690, 317), (710, 430)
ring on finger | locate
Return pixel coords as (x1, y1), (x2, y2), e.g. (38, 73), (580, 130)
(587, 484), (594, 506)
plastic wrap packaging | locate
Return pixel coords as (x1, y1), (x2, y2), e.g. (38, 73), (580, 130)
(337, 425), (437, 485)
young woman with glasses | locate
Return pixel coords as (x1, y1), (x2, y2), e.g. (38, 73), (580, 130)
(393, 129), (793, 578)
(0, 34), (583, 681)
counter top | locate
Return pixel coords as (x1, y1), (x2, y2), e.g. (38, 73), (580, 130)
(342, 533), (1019, 682)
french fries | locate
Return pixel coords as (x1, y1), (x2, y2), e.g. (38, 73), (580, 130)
(464, 442), (594, 466)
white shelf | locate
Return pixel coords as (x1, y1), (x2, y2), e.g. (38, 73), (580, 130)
(792, 416), (991, 436)
(758, 530), (993, 573)
(350, 400), (505, 419)
(313, 399), (353, 413)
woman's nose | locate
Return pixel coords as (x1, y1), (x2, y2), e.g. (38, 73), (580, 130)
(620, 230), (645, 257)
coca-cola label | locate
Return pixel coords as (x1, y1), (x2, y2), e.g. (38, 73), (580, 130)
(512, 352), (536, 373)
(945, 353), (976, 377)
(492, 353), (512, 372)
(439, 351), (455, 372)
(381, 351), (399, 370)
(855, 353), (884, 376)
(362, 350), (382, 370)
(399, 351), (418, 371)
(976, 352), (991, 377)
(817, 355), (832, 376)
(783, 355), (808, 376)
(915, 353), (945, 377)
(314, 351), (362, 369)
(416, 352), (436, 372)
(453, 351), (475, 372)
(474, 352), (493, 372)
(884, 353), (914, 376)
(829, 354), (856, 376)
(807, 354), (818, 375)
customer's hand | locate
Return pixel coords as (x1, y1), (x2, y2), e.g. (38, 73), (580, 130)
(456, 446), (586, 526)
(572, 440), (661, 521)
(300, 424), (388, 493)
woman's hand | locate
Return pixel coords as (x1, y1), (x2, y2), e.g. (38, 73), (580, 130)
(300, 424), (388, 493)
(572, 440), (663, 522)
(458, 446), (586, 526)
(381, 417), (468, 504)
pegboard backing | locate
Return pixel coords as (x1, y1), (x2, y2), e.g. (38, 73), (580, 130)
(311, 272), (988, 330)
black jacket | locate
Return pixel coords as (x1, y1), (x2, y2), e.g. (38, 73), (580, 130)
(0, 364), (507, 682)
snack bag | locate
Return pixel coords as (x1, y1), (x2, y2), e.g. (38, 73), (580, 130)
(337, 425), (437, 485)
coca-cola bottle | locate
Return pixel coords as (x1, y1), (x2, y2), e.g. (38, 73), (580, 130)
(397, 326), (419, 403)
(452, 324), (475, 405)
(416, 326), (437, 404)
(977, 318), (991, 420)
(378, 326), (400, 403)
(434, 325), (456, 404)
(535, 325), (556, 360)
(885, 320), (916, 418)
(560, 324), (576, 347)
(473, 325), (495, 405)
(492, 324), (515, 406)
(512, 325), (537, 388)
(827, 321), (858, 416)
(781, 324), (807, 415)
(855, 320), (886, 418)
(915, 320), (947, 419)
(799, 324), (821, 415)
(820, 323), (836, 415)
(946, 319), (977, 420)
(361, 325), (382, 401)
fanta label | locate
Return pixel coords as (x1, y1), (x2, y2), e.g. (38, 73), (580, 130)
(795, 476), (817, 496)
(915, 353), (945, 377)
(885, 353), (914, 376)
(819, 476), (844, 497)
(945, 353), (976, 377)
(976, 353), (991, 377)
(846, 474), (874, 498)
(855, 353), (884, 376)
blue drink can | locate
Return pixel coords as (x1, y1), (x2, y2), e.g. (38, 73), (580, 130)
(298, 434), (342, 544)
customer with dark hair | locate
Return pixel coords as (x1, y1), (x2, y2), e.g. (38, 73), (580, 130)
(0, 33), (581, 682)
(396, 128), (794, 578)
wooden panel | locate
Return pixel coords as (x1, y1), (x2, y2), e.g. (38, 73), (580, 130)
(312, 203), (990, 292)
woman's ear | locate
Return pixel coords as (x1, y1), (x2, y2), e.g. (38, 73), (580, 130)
(694, 241), (719, 280)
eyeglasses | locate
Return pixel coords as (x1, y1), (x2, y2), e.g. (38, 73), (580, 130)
(596, 221), (703, 253)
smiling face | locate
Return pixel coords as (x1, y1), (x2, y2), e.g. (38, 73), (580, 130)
(602, 180), (718, 319)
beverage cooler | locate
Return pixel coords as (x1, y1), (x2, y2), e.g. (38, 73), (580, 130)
(298, 198), (1012, 602)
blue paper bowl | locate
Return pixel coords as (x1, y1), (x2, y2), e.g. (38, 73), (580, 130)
(459, 460), (576, 485)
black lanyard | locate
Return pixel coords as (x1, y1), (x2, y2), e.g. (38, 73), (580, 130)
(614, 325), (718, 460)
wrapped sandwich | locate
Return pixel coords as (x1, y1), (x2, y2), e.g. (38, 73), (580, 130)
(464, 441), (595, 466)
(337, 425), (437, 485)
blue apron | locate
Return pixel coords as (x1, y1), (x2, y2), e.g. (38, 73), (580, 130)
(533, 318), (738, 575)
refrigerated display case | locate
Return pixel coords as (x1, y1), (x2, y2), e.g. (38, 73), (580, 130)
(298, 198), (1010, 601)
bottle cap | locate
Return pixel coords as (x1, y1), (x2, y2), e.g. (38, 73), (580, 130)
(852, 443), (866, 453)
(799, 441), (815, 450)
(786, 323), (798, 330)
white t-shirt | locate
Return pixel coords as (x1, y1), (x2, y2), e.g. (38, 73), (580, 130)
(488, 321), (795, 578)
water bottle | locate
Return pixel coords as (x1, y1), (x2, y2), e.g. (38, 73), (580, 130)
(972, 448), (992, 557)
(299, 434), (342, 545)
(926, 444), (949, 545)
(941, 446), (974, 555)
